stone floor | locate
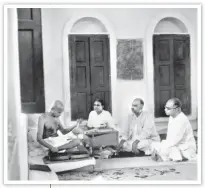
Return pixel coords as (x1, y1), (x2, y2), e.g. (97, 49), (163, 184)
(58, 159), (197, 181)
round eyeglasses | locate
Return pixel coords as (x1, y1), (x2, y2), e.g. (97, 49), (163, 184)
(94, 104), (101, 107)
(164, 106), (179, 110)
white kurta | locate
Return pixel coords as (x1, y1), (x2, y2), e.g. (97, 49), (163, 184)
(87, 110), (116, 129)
(152, 112), (196, 161)
(120, 111), (160, 155)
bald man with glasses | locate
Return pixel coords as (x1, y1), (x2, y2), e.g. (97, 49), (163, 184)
(151, 98), (197, 162)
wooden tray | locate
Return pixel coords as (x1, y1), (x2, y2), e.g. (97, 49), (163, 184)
(85, 128), (117, 136)
(89, 131), (119, 147)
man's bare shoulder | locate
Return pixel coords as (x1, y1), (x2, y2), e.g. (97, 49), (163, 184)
(39, 113), (49, 121)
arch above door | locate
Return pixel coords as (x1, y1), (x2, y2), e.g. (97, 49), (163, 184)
(154, 17), (188, 33)
(71, 17), (107, 33)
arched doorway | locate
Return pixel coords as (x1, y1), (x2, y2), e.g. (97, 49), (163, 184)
(153, 17), (191, 117)
(62, 13), (116, 123)
(144, 13), (196, 120)
(69, 17), (111, 120)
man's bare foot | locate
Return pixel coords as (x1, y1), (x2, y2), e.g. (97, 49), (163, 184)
(151, 149), (159, 161)
(133, 149), (141, 156)
(156, 155), (163, 162)
(77, 145), (90, 154)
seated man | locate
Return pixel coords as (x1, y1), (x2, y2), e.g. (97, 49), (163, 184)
(72, 99), (118, 154)
(73, 98), (117, 134)
(87, 99), (117, 130)
(151, 98), (197, 162)
(117, 98), (160, 155)
(37, 100), (89, 154)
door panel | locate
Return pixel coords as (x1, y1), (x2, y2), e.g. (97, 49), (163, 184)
(159, 90), (171, 116)
(158, 39), (170, 61)
(175, 90), (190, 113)
(173, 35), (191, 114)
(18, 30), (35, 103)
(154, 34), (191, 117)
(154, 35), (174, 117)
(76, 67), (87, 88)
(159, 65), (170, 86)
(69, 36), (91, 119)
(17, 8), (45, 113)
(174, 64), (186, 86)
(93, 66), (105, 86)
(17, 8), (33, 19)
(90, 35), (111, 113)
(93, 41), (104, 61)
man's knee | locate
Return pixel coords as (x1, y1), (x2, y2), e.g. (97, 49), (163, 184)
(181, 148), (196, 160)
(169, 147), (182, 161)
(123, 141), (132, 152)
(72, 127), (84, 134)
(73, 139), (82, 145)
(137, 140), (148, 149)
(82, 135), (92, 146)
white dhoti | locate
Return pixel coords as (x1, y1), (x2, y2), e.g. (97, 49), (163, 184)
(119, 111), (160, 155)
(122, 139), (157, 155)
(151, 140), (197, 161)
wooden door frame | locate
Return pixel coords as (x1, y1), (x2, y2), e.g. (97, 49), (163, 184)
(144, 12), (197, 121)
(62, 13), (117, 124)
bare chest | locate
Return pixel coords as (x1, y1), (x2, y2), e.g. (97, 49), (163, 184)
(44, 117), (59, 132)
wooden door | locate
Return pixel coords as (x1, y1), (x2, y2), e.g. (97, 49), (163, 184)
(154, 34), (191, 117)
(173, 35), (191, 115)
(89, 35), (111, 114)
(69, 35), (111, 120)
(69, 35), (91, 120)
(17, 8), (45, 113)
